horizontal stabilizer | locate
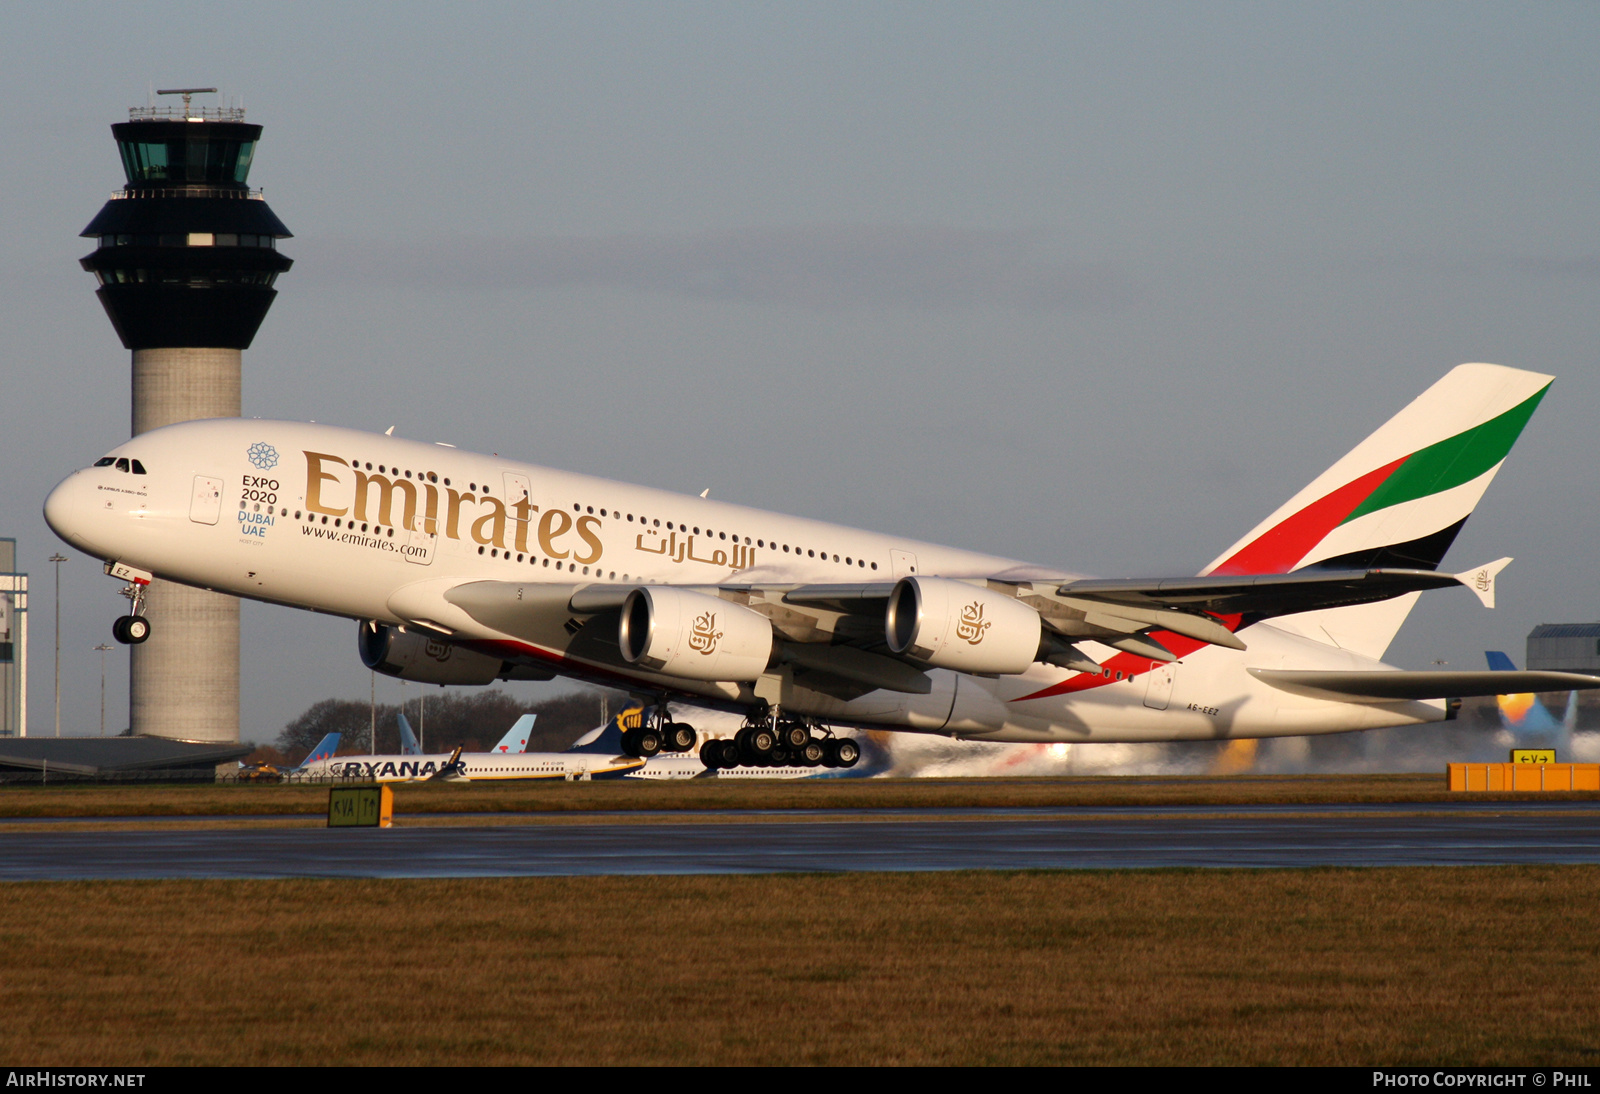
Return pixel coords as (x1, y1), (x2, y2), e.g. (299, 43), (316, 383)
(1251, 667), (1600, 703)
(1455, 557), (1511, 609)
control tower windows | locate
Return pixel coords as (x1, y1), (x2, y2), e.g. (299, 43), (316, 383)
(116, 137), (256, 185)
(100, 235), (276, 249)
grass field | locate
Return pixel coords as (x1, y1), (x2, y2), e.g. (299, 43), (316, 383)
(4, 772), (1598, 820)
(2, 867), (1597, 1065)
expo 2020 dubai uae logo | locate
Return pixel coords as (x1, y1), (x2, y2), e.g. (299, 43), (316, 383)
(247, 442), (279, 470)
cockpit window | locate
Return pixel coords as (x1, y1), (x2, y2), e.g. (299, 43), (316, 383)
(130, 460), (147, 475)
(115, 458), (130, 472)
(94, 457), (115, 467)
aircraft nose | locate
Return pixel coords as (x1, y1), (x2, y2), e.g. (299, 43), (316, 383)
(43, 473), (85, 548)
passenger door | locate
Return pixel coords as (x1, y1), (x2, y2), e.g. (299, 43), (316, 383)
(189, 475), (223, 525)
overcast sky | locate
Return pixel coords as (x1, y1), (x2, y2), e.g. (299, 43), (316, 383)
(3, 3), (1598, 742)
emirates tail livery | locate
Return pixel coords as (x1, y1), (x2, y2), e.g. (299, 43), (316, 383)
(43, 363), (1600, 761)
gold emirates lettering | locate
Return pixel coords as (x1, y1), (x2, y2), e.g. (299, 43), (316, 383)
(301, 451), (597, 561)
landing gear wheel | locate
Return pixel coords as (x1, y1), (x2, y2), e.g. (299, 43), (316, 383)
(621, 726), (643, 757)
(834, 739), (861, 768)
(699, 740), (723, 769)
(716, 739), (742, 769)
(665, 721), (697, 752)
(636, 728), (663, 757)
(781, 721), (810, 750)
(113, 615), (150, 645)
(800, 741), (826, 766)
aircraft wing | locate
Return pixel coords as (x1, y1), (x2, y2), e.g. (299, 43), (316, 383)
(1054, 568), (1465, 619)
(417, 563), (1513, 688)
(1251, 668), (1600, 702)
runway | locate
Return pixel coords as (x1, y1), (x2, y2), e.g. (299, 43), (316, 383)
(4, 803), (1600, 879)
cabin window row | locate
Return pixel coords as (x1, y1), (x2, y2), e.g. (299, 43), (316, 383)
(310, 466), (883, 574)
(569, 502), (878, 570)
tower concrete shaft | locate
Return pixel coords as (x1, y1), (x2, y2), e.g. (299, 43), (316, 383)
(129, 348), (241, 742)
(80, 94), (291, 743)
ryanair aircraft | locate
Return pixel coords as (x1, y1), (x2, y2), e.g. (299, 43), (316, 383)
(303, 711), (644, 782)
(43, 363), (1600, 762)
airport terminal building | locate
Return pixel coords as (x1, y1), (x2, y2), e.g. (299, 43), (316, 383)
(1527, 623), (1600, 675)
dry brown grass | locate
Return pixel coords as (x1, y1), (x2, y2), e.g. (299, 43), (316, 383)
(1, 868), (1597, 1065)
(5, 773), (1595, 820)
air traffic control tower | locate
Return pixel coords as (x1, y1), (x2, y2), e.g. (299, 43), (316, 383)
(78, 89), (293, 742)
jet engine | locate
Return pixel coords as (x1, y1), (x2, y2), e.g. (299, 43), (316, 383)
(884, 576), (1042, 675)
(618, 586), (775, 682)
(358, 622), (504, 685)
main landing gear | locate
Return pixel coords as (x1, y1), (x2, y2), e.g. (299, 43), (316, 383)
(697, 708), (861, 772)
(620, 708), (698, 759)
(110, 568), (151, 645)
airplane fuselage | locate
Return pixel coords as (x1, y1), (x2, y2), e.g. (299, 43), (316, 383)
(43, 418), (1446, 744)
(301, 750), (643, 782)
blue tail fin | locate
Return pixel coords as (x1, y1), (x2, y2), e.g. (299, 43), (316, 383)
(490, 714), (537, 754)
(299, 732), (341, 768)
(1485, 651), (1518, 672)
(397, 713), (421, 756)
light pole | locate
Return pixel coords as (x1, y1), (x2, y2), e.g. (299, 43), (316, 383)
(49, 553), (66, 738)
(370, 670), (377, 754)
(95, 643), (113, 736)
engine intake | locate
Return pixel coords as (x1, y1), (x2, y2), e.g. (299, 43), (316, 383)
(885, 576), (1042, 675)
(358, 622), (505, 685)
(618, 586), (774, 682)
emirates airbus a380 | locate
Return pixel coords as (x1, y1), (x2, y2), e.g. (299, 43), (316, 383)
(42, 363), (1600, 766)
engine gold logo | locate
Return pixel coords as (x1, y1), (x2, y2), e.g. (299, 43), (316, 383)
(956, 601), (990, 645)
(424, 638), (453, 662)
(689, 612), (723, 655)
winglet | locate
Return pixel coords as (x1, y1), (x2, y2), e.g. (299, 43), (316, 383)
(1456, 557), (1511, 609)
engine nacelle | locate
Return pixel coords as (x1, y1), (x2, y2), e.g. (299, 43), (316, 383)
(885, 576), (1042, 675)
(358, 622), (504, 685)
(618, 586), (774, 682)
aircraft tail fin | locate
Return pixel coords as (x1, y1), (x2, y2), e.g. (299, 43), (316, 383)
(397, 713), (421, 756)
(1486, 650), (1519, 673)
(299, 732), (341, 768)
(566, 705), (646, 754)
(1202, 364), (1551, 658)
(490, 714), (537, 754)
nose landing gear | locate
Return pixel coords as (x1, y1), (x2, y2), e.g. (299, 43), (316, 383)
(111, 615), (150, 644)
(105, 562), (153, 645)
